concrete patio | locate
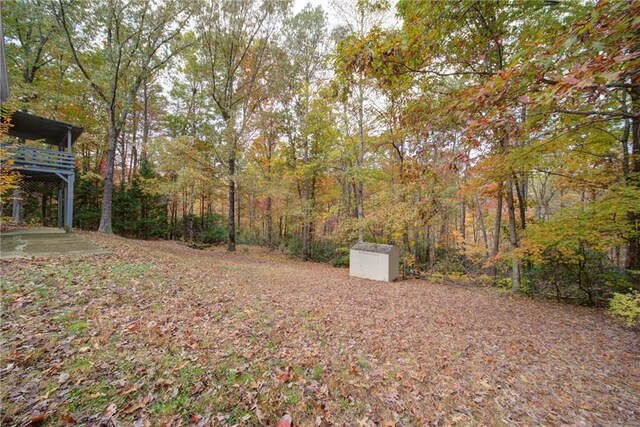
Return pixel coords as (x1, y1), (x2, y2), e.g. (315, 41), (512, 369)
(0, 228), (109, 259)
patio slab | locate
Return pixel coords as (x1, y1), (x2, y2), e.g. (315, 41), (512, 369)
(0, 228), (109, 259)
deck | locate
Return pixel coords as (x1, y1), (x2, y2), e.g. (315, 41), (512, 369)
(2, 144), (75, 176)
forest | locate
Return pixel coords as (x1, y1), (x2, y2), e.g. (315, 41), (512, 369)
(2, 0), (639, 310)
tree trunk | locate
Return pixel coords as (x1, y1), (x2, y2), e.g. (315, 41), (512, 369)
(356, 74), (365, 242)
(513, 174), (527, 230)
(489, 182), (503, 276)
(129, 145), (137, 181)
(402, 226), (410, 254)
(302, 120), (311, 260)
(236, 183), (241, 236)
(505, 175), (520, 292)
(223, 113), (236, 252)
(228, 155), (236, 251)
(98, 121), (118, 233)
(425, 225), (431, 267)
(120, 127), (127, 184)
(142, 79), (150, 162)
(626, 79), (640, 288)
(412, 225), (420, 266)
(302, 174), (311, 260)
(474, 192), (489, 260)
(266, 196), (273, 248)
(459, 200), (466, 259)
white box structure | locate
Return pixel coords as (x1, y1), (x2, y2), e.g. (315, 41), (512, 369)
(349, 242), (399, 282)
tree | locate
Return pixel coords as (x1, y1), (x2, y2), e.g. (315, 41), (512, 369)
(197, 0), (286, 251)
(281, 4), (328, 259)
(2, 0), (57, 88)
(53, 0), (193, 233)
(332, 0), (389, 243)
(0, 108), (21, 210)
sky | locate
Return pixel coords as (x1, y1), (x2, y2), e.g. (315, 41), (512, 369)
(292, 0), (400, 30)
(292, 0), (327, 13)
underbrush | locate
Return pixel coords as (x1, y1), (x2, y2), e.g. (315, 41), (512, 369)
(609, 291), (640, 328)
(279, 236), (348, 266)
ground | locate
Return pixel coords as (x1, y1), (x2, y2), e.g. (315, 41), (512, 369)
(1, 228), (109, 259)
(1, 232), (638, 426)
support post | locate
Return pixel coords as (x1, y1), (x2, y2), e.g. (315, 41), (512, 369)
(57, 184), (64, 228)
(64, 173), (74, 233)
(11, 188), (22, 224)
(67, 128), (72, 152)
(64, 129), (74, 233)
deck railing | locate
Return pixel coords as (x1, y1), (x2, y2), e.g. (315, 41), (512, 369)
(2, 144), (75, 173)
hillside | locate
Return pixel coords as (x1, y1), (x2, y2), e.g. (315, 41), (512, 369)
(1, 233), (638, 426)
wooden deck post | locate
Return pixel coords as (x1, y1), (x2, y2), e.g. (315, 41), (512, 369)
(11, 188), (22, 224)
(57, 184), (64, 228)
(64, 129), (74, 233)
(64, 174), (74, 233)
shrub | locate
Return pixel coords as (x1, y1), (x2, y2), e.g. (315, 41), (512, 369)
(332, 246), (350, 268)
(609, 291), (640, 327)
(280, 236), (346, 264)
(523, 245), (629, 306)
(197, 224), (227, 245)
(193, 214), (227, 244)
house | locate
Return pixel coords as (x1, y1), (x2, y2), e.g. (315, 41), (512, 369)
(1, 12), (83, 232)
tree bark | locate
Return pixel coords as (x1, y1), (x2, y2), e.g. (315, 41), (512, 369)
(626, 79), (640, 288)
(302, 86), (312, 260)
(142, 79), (150, 162)
(489, 183), (503, 276)
(459, 200), (466, 257)
(266, 196), (273, 248)
(302, 161), (311, 260)
(228, 155), (236, 251)
(513, 173), (527, 230)
(505, 175), (520, 292)
(474, 192), (489, 260)
(222, 113), (237, 252)
(356, 74), (365, 242)
(98, 120), (118, 233)
(236, 183), (241, 236)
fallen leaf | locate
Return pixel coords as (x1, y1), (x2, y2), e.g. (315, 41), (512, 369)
(58, 372), (70, 384)
(60, 413), (76, 425)
(275, 414), (292, 427)
(100, 403), (117, 423)
(122, 396), (149, 414)
(26, 412), (47, 425)
(277, 370), (292, 383)
(255, 406), (265, 424)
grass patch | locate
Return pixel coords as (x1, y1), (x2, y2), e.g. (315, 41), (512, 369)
(311, 364), (323, 381)
(338, 396), (355, 409)
(67, 356), (92, 372)
(66, 320), (88, 334)
(152, 392), (189, 416)
(297, 309), (312, 319)
(110, 262), (151, 280)
(34, 286), (50, 299)
(55, 312), (88, 335)
(284, 389), (301, 405)
(65, 381), (116, 415)
(357, 356), (368, 370)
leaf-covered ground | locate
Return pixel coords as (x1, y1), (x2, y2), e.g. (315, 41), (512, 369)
(1, 232), (639, 426)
